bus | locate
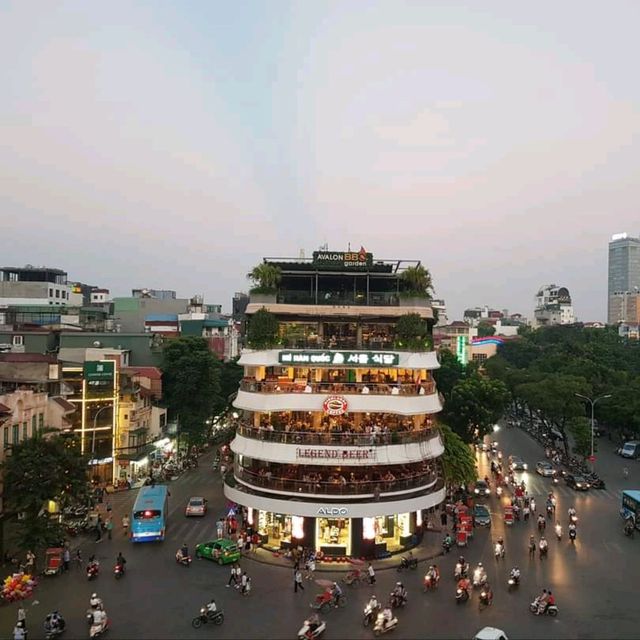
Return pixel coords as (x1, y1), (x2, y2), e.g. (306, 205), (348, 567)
(130, 485), (169, 542)
(620, 489), (640, 530)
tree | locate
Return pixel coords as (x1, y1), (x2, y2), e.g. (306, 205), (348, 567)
(161, 337), (222, 443)
(433, 348), (465, 400)
(394, 313), (431, 351)
(399, 265), (434, 298)
(439, 424), (477, 489)
(246, 263), (282, 293)
(246, 308), (280, 349)
(1, 433), (89, 551)
(567, 417), (592, 458)
(211, 359), (244, 416)
(477, 321), (496, 338)
(442, 374), (510, 443)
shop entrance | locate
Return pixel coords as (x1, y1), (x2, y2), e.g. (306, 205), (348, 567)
(258, 511), (292, 550)
(316, 517), (351, 556)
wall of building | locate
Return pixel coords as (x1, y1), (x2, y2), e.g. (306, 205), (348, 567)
(58, 333), (162, 366)
(112, 297), (190, 332)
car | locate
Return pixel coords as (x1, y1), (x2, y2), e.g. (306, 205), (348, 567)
(474, 480), (491, 497)
(195, 538), (241, 565)
(185, 497), (207, 517)
(565, 474), (589, 491)
(509, 455), (527, 471)
(473, 504), (492, 527)
(474, 628), (509, 640)
(536, 461), (556, 477)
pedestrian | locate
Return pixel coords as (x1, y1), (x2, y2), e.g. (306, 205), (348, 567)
(75, 549), (83, 567)
(227, 563), (239, 588)
(24, 550), (35, 574)
(106, 517), (114, 540)
(17, 605), (26, 625)
(530, 498), (536, 514)
(122, 514), (130, 535)
(305, 555), (316, 580)
(95, 515), (103, 542)
(440, 510), (447, 529)
(106, 500), (112, 515)
(240, 571), (248, 595)
(216, 518), (224, 539)
(251, 532), (259, 553)
(62, 546), (71, 572)
(368, 562), (376, 584)
(294, 568), (304, 592)
(12, 621), (26, 640)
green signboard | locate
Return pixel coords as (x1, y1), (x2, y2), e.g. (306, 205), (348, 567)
(84, 360), (115, 382)
(312, 250), (373, 269)
(456, 336), (468, 365)
(278, 350), (399, 367)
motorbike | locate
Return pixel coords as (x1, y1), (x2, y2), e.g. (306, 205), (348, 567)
(176, 551), (192, 567)
(397, 556), (417, 572)
(373, 612), (398, 636)
(86, 562), (99, 581)
(496, 486), (504, 497)
(569, 527), (577, 543)
(114, 563), (125, 580)
(310, 592), (346, 612)
(537, 519), (546, 532)
(389, 592), (407, 609)
(363, 603), (380, 627)
(455, 587), (470, 604)
(423, 573), (438, 592)
(552, 476), (559, 485)
(546, 505), (553, 518)
(478, 590), (492, 610)
(494, 543), (505, 559)
(539, 542), (548, 558)
(472, 569), (487, 589)
(44, 617), (66, 639)
(507, 574), (520, 591)
(442, 537), (452, 554)
(555, 525), (562, 541)
(89, 618), (109, 638)
(191, 607), (224, 629)
(297, 618), (326, 640)
(530, 600), (559, 617)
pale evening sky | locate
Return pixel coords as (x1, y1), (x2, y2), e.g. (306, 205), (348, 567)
(1, 1), (639, 321)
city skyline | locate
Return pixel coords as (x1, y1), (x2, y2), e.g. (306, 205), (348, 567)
(2, 1), (640, 321)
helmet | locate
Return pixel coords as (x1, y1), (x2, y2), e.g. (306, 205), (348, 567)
(333, 582), (337, 587)
(396, 582), (402, 587)
(428, 565), (433, 570)
(91, 593), (97, 599)
(478, 562), (483, 568)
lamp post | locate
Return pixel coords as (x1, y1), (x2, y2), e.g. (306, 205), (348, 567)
(575, 393), (611, 471)
(91, 405), (113, 459)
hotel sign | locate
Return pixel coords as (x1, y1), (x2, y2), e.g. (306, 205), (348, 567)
(295, 447), (377, 461)
(312, 248), (373, 268)
(278, 351), (399, 366)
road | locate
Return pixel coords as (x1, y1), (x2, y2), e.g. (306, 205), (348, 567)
(1, 431), (638, 640)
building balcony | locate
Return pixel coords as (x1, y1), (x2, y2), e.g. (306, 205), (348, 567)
(223, 474), (446, 518)
(233, 465), (439, 500)
(230, 429), (444, 465)
(239, 379), (435, 396)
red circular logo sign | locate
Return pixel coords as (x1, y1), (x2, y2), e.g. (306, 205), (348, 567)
(323, 395), (348, 415)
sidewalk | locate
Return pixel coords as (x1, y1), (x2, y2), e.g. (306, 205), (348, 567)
(244, 530), (444, 572)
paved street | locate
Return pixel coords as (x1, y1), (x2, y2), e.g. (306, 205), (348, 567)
(1, 432), (639, 640)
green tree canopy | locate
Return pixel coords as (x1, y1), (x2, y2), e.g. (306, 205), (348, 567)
(399, 265), (434, 299)
(439, 424), (477, 489)
(161, 337), (222, 443)
(246, 308), (280, 349)
(433, 348), (466, 400)
(247, 263), (282, 293)
(394, 313), (431, 351)
(1, 433), (89, 551)
(477, 321), (496, 338)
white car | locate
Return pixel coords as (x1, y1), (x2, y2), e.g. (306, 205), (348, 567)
(536, 461), (555, 477)
(474, 627), (509, 640)
(185, 497), (207, 517)
(509, 456), (527, 471)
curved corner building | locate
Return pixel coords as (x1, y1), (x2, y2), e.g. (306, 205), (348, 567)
(224, 250), (445, 559)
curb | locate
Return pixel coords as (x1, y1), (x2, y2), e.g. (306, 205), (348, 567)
(243, 548), (444, 572)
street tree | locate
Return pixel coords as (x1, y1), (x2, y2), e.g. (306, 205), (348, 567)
(247, 263), (282, 293)
(246, 308), (280, 349)
(1, 433), (89, 551)
(161, 337), (222, 444)
(439, 424), (477, 489)
(477, 322), (496, 337)
(433, 348), (465, 400)
(394, 313), (431, 351)
(443, 374), (510, 443)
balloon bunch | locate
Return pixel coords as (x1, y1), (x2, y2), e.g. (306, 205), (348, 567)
(2, 573), (37, 602)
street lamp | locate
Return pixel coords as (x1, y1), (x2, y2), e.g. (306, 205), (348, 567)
(91, 405), (113, 459)
(575, 393), (612, 470)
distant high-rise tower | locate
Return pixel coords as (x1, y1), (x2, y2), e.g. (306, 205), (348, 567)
(608, 233), (640, 324)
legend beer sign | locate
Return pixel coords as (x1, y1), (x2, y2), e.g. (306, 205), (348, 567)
(296, 447), (377, 461)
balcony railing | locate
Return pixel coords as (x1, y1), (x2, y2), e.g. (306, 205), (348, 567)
(234, 465), (439, 497)
(235, 422), (441, 447)
(239, 379), (436, 396)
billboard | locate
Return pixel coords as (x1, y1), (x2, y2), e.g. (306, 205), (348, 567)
(83, 360), (115, 382)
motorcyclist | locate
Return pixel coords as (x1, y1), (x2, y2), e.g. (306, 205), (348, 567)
(366, 594), (380, 612)
(457, 576), (471, 594)
(481, 582), (493, 604)
(381, 606), (394, 628)
(206, 598), (217, 614)
(87, 554), (100, 574)
(116, 552), (126, 573)
(568, 506), (577, 522)
(44, 610), (65, 633)
(568, 522), (577, 539)
(307, 612), (322, 635)
(455, 557), (467, 579)
(509, 567), (520, 584)
(425, 565), (438, 587)
(537, 514), (546, 531)
(547, 591), (556, 611)
(473, 562), (486, 585)
(391, 581), (407, 605)
(495, 536), (505, 557)
(535, 589), (549, 614)
(624, 518), (635, 537)
(442, 533), (453, 551)
(90, 607), (107, 636)
(555, 522), (562, 538)
(89, 593), (103, 610)
(180, 543), (189, 559)
(539, 536), (548, 556)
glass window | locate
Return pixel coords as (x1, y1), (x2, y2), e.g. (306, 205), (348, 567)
(257, 511), (292, 548)
(55, 290), (60, 298)
(38, 413), (44, 431)
(12, 335), (23, 346)
(31, 415), (36, 433)
(3, 426), (8, 448)
(12, 424), (19, 444)
(316, 517), (351, 555)
(23, 422), (28, 440)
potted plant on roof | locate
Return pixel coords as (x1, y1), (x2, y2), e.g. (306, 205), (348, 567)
(247, 263), (282, 304)
(399, 265), (434, 307)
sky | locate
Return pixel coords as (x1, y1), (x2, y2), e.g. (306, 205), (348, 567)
(1, 1), (639, 321)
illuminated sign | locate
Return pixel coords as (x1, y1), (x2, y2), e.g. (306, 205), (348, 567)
(322, 395), (348, 415)
(278, 351), (399, 366)
(317, 507), (349, 516)
(456, 336), (468, 365)
(312, 247), (372, 268)
(295, 447), (377, 461)
(83, 360), (115, 382)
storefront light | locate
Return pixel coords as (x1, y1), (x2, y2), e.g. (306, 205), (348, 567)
(416, 510), (423, 527)
(247, 508), (254, 526)
(363, 517), (376, 540)
(154, 438), (170, 448)
(292, 516), (304, 539)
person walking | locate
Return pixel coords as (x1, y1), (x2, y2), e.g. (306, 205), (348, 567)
(75, 549), (83, 568)
(227, 563), (239, 588)
(305, 555), (316, 580)
(62, 546), (71, 572)
(240, 571), (249, 595)
(17, 605), (26, 626)
(294, 568), (304, 593)
(24, 550), (35, 574)
(106, 517), (114, 540)
(440, 510), (447, 529)
(368, 562), (376, 585)
(95, 515), (103, 542)
(216, 518), (224, 540)
(105, 500), (112, 516)
(122, 514), (130, 536)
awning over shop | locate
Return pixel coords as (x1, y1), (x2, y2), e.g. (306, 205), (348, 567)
(117, 443), (155, 462)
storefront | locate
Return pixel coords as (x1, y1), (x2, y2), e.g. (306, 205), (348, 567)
(363, 513), (412, 553)
(316, 516), (351, 556)
(257, 511), (293, 549)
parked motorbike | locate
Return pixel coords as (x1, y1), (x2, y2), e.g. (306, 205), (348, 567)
(396, 556), (417, 572)
(191, 607), (224, 629)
